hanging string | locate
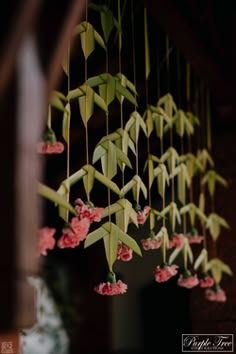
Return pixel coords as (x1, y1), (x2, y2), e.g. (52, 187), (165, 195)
(84, 0), (89, 168)
(131, 0), (139, 179)
(166, 35), (175, 204)
(198, 78), (207, 250)
(177, 50), (187, 235)
(206, 88), (212, 153)
(118, 0), (125, 189)
(65, 43), (71, 222)
(144, 7), (151, 208)
(156, 30), (165, 227)
(186, 62), (194, 204)
(205, 87), (216, 258)
(104, 9), (112, 231)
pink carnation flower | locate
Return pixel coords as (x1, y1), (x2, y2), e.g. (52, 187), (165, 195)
(199, 275), (215, 288)
(94, 280), (128, 296)
(187, 235), (204, 244)
(141, 237), (162, 250)
(168, 233), (185, 249)
(74, 198), (104, 223)
(117, 241), (133, 261)
(37, 141), (64, 154)
(137, 206), (151, 224)
(177, 272), (199, 288)
(130, 205), (151, 225)
(205, 287), (226, 302)
(38, 227), (56, 256)
(57, 217), (90, 249)
(154, 264), (179, 282)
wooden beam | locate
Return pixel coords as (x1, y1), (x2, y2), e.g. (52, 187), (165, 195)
(0, 0), (41, 96)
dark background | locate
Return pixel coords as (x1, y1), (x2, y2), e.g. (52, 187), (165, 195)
(0, 1), (235, 354)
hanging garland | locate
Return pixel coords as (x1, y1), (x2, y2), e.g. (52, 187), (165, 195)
(36, 0), (233, 301)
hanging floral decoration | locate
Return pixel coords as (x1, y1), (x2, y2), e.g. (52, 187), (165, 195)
(36, 0), (233, 301)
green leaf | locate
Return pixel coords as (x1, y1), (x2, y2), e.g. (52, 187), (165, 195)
(115, 73), (137, 104)
(156, 226), (169, 247)
(179, 153), (202, 179)
(206, 213), (230, 241)
(115, 198), (138, 232)
(84, 225), (108, 248)
(98, 221), (142, 270)
(115, 80), (137, 106)
(93, 139), (132, 179)
(101, 6), (114, 43)
(132, 175), (147, 202)
(78, 84), (95, 126)
(94, 168), (121, 196)
(57, 164), (120, 199)
(103, 226), (118, 271)
(94, 28), (106, 50)
(154, 163), (169, 198)
(76, 22), (95, 59)
(194, 248), (208, 271)
(169, 246), (182, 265)
(201, 170), (228, 197)
(49, 91), (65, 111)
(82, 164), (95, 198)
(161, 147), (179, 174)
(207, 258), (233, 284)
(143, 108), (154, 137)
(197, 149), (214, 171)
(150, 105), (172, 138)
(37, 182), (76, 216)
(67, 87), (84, 100)
(173, 109), (194, 137)
(121, 175), (147, 202)
(157, 93), (177, 120)
(86, 75), (105, 88)
(170, 163), (190, 205)
(161, 202), (181, 233)
(119, 231), (142, 256)
(94, 92), (108, 113)
(62, 103), (71, 144)
(125, 111), (147, 144)
(99, 73), (116, 106)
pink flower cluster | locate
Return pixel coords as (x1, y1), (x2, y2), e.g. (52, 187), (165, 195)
(74, 198), (104, 223)
(37, 141), (64, 154)
(199, 275), (214, 288)
(38, 198), (104, 252)
(136, 206), (151, 224)
(57, 217), (90, 249)
(187, 234), (204, 244)
(205, 287), (226, 302)
(154, 264), (179, 282)
(37, 227), (56, 256)
(94, 280), (128, 295)
(168, 233), (185, 249)
(130, 205), (151, 225)
(117, 241), (133, 261)
(177, 272), (199, 288)
(141, 236), (162, 250)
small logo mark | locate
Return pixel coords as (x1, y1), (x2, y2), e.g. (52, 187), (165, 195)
(182, 334), (234, 352)
(1, 342), (13, 354)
